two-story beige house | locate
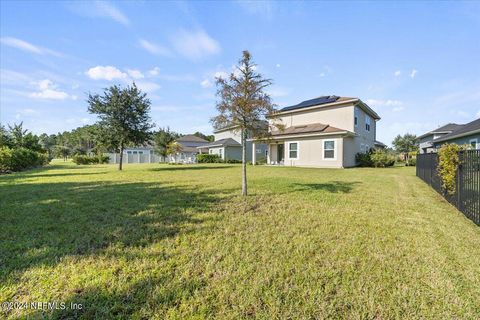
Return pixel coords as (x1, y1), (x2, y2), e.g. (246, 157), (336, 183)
(259, 95), (381, 168)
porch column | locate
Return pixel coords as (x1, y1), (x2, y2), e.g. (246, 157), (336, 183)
(252, 142), (256, 165)
(267, 144), (271, 164)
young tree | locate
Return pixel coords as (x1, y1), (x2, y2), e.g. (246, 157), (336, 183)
(212, 50), (276, 196)
(392, 133), (418, 165)
(8, 122), (28, 148)
(88, 83), (154, 170)
(153, 127), (178, 161)
(166, 141), (182, 163)
(0, 125), (13, 148)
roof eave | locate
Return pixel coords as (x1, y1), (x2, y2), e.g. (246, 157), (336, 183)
(268, 98), (359, 118)
(433, 128), (480, 143)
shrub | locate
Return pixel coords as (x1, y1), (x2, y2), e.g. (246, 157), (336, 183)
(225, 159), (241, 164)
(197, 154), (222, 163)
(405, 158), (416, 166)
(72, 154), (109, 165)
(370, 150), (396, 168)
(438, 144), (461, 195)
(355, 152), (373, 167)
(0, 146), (49, 172)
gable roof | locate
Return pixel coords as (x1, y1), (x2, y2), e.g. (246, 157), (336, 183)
(274, 95), (380, 120)
(417, 123), (462, 139)
(433, 118), (480, 143)
(176, 134), (209, 143)
(271, 122), (348, 137)
(197, 138), (242, 148)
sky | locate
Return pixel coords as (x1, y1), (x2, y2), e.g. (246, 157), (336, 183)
(1, 1), (479, 146)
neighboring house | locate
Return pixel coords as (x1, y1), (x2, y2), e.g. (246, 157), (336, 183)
(432, 118), (480, 150)
(257, 95), (382, 168)
(197, 125), (268, 162)
(417, 123), (462, 153)
(168, 135), (209, 163)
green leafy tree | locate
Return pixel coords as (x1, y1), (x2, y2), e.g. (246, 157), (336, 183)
(8, 122), (28, 148)
(153, 127), (178, 160)
(193, 131), (214, 142)
(392, 133), (418, 165)
(166, 141), (182, 163)
(88, 83), (154, 170)
(0, 125), (13, 148)
(212, 50), (276, 196)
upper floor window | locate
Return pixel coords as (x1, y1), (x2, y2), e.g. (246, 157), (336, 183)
(288, 142), (298, 159)
(365, 116), (371, 132)
(354, 107), (358, 127)
(354, 116), (358, 127)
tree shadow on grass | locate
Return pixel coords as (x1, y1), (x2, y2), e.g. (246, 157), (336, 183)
(0, 180), (229, 287)
(149, 165), (233, 172)
(292, 181), (361, 193)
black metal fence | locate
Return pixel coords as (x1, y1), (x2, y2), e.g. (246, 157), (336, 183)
(416, 150), (480, 225)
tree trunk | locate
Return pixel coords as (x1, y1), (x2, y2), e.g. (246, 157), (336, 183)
(241, 128), (247, 196)
(119, 144), (124, 171)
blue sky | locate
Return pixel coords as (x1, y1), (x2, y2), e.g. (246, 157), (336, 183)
(1, 1), (479, 145)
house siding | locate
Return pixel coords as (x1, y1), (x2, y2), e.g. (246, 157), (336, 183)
(273, 103), (355, 132)
(282, 135), (345, 168)
(434, 133), (480, 149)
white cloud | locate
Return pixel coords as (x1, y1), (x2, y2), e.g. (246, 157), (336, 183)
(276, 64), (281, 68)
(86, 65), (127, 80)
(200, 78), (213, 88)
(135, 81), (161, 92)
(394, 70), (401, 77)
(0, 37), (63, 57)
(171, 29), (221, 60)
(127, 69), (144, 79)
(237, 1), (275, 20)
(138, 39), (171, 56)
(410, 69), (418, 79)
(148, 67), (160, 76)
(319, 72), (326, 77)
(477, 110), (480, 118)
(93, 1), (130, 26)
(214, 71), (229, 79)
(29, 79), (75, 100)
(392, 106), (405, 112)
(366, 99), (403, 107)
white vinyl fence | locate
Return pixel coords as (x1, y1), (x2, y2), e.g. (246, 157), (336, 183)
(105, 153), (165, 164)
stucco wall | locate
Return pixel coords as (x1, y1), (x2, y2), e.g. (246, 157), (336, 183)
(281, 135), (345, 168)
(272, 103), (355, 132)
(214, 129), (241, 143)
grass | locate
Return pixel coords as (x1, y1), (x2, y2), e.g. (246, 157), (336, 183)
(1, 160), (479, 319)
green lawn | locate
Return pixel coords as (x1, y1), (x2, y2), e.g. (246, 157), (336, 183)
(1, 161), (479, 319)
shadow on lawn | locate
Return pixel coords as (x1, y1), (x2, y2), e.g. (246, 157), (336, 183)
(292, 181), (361, 193)
(0, 179), (228, 287)
(149, 165), (233, 172)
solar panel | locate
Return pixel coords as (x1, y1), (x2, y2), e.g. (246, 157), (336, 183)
(280, 95), (339, 112)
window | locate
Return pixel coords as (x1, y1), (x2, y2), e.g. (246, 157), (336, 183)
(354, 107), (358, 127)
(470, 139), (478, 149)
(323, 140), (335, 159)
(209, 149), (213, 154)
(354, 116), (358, 127)
(138, 151), (144, 155)
(219, 148), (223, 158)
(288, 142), (298, 159)
(133, 151), (138, 154)
(365, 116), (371, 132)
(127, 151), (132, 154)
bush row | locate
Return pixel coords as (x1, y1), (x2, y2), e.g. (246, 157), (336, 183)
(72, 154), (110, 165)
(356, 150), (396, 168)
(0, 146), (50, 173)
(196, 154), (259, 164)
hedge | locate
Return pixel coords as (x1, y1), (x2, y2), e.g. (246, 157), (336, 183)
(0, 146), (50, 173)
(72, 154), (109, 165)
(356, 150), (395, 168)
(197, 154), (222, 163)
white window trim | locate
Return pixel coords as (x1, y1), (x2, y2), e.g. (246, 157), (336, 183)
(322, 139), (337, 161)
(287, 141), (299, 160)
(470, 138), (478, 149)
